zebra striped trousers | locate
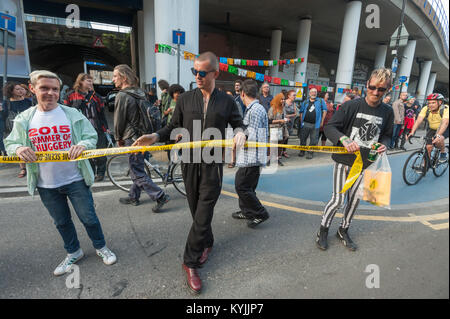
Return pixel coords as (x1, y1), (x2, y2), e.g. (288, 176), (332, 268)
(320, 162), (365, 229)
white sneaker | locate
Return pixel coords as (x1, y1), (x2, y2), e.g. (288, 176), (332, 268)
(53, 248), (84, 276)
(96, 246), (117, 265)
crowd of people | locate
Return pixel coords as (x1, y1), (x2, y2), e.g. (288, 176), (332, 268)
(1, 51), (449, 295)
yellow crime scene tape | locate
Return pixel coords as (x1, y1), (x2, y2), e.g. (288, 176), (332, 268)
(0, 139), (362, 193)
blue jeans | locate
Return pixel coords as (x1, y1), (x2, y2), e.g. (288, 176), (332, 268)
(390, 124), (402, 148)
(128, 152), (164, 201)
(37, 180), (106, 254)
(0, 119), (6, 153)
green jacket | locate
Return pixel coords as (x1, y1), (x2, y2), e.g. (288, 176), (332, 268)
(4, 104), (98, 196)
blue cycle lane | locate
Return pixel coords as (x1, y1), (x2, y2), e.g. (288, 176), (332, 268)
(223, 152), (449, 206)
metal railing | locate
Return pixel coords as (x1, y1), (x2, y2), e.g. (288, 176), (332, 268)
(24, 14), (131, 34)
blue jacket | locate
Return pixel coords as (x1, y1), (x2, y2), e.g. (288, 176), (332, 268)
(299, 98), (328, 129)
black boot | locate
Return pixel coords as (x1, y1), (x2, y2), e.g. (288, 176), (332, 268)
(316, 225), (329, 250)
(336, 227), (357, 251)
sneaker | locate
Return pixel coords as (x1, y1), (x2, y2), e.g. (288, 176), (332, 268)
(53, 248), (84, 276)
(277, 159), (284, 166)
(306, 152), (313, 159)
(232, 211), (251, 220)
(298, 151), (305, 157)
(336, 227), (357, 251)
(247, 214), (269, 228)
(439, 152), (448, 164)
(96, 246), (117, 265)
(152, 194), (170, 213)
(119, 197), (140, 206)
(315, 225), (329, 250)
(95, 175), (105, 182)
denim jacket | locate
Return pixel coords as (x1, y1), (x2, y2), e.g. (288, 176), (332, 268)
(4, 104), (98, 195)
(299, 98), (328, 129)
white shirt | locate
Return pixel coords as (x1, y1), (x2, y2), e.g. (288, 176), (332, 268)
(29, 106), (83, 188)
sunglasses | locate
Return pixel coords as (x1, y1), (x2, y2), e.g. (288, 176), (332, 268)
(367, 85), (387, 92)
(191, 68), (215, 78)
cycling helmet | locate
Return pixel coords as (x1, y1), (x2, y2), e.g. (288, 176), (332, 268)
(426, 93), (444, 101)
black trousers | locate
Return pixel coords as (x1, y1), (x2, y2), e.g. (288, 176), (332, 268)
(182, 162), (223, 268)
(89, 130), (108, 176)
(235, 166), (268, 219)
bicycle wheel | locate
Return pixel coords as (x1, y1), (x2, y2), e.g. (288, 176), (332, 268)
(107, 154), (152, 192)
(403, 150), (426, 185)
(170, 162), (186, 196)
(433, 145), (449, 177)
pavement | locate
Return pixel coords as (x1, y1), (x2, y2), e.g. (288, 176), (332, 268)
(0, 128), (448, 300)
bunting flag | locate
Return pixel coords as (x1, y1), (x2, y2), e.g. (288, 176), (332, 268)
(154, 43), (308, 87)
(155, 44), (306, 67)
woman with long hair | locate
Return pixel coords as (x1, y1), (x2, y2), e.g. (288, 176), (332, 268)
(64, 73), (110, 182)
(3, 81), (33, 177)
(318, 91), (335, 146)
(268, 92), (289, 166)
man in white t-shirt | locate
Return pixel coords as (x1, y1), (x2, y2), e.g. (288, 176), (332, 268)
(4, 70), (117, 276)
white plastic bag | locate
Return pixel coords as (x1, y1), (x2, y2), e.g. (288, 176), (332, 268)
(362, 152), (392, 209)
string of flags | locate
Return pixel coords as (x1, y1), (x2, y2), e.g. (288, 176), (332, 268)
(154, 44), (304, 67)
(219, 57), (304, 66)
(155, 43), (307, 87)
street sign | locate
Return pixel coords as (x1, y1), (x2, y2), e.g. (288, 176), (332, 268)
(86, 61), (106, 66)
(399, 76), (407, 83)
(93, 36), (105, 48)
(389, 24), (409, 48)
(0, 30), (16, 49)
(391, 57), (398, 73)
(0, 12), (16, 32)
(172, 30), (185, 45)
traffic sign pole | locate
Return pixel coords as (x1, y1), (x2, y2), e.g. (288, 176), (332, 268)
(177, 29), (181, 85)
(3, 28), (8, 87)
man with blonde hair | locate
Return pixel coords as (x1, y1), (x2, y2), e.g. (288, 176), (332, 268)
(315, 68), (394, 251)
(5, 70), (117, 276)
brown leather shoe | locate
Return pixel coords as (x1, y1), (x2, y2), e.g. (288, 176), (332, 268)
(182, 264), (201, 294)
(199, 247), (212, 265)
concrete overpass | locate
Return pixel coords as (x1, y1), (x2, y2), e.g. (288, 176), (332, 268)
(21, 0), (449, 100)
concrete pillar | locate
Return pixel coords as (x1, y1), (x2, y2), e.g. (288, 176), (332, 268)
(374, 44), (387, 69)
(154, 0), (199, 94)
(335, 1), (362, 103)
(137, 10), (146, 85)
(269, 29), (282, 78)
(415, 60), (432, 104)
(425, 72), (437, 97)
(294, 18), (311, 84)
(397, 39), (416, 94)
(138, 0), (156, 88)
(130, 14), (138, 74)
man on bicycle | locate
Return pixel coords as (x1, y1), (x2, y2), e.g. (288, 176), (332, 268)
(407, 93), (449, 163)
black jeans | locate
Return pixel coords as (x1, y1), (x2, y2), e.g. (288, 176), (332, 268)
(89, 130), (108, 176)
(182, 162), (223, 268)
(235, 166), (268, 219)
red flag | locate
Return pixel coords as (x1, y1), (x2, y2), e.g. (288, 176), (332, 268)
(273, 77), (281, 85)
(264, 75), (272, 83)
(219, 63), (229, 71)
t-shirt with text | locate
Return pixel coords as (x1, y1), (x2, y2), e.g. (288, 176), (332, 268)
(29, 106), (83, 188)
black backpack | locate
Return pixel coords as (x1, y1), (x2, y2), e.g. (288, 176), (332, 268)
(135, 97), (162, 135)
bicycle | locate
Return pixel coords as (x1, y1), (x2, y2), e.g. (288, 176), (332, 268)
(402, 135), (449, 185)
(106, 149), (186, 196)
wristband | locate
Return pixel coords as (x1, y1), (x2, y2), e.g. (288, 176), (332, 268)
(340, 136), (350, 144)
